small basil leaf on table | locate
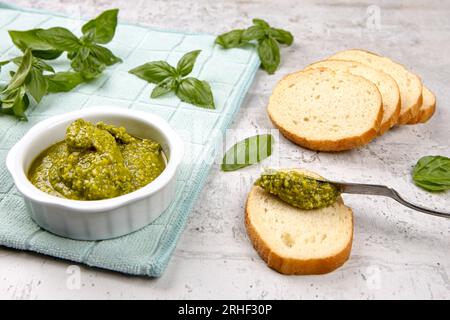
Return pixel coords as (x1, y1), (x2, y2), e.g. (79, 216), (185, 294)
(221, 134), (274, 172)
(176, 77), (215, 109)
(151, 77), (177, 98)
(412, 156), (450, 192)
(215, 29), (247, 48)
(257, 36), (280, 74)
(129, 61), (177, 84)
(176, 50), (201, 77)
(36, 27), (81, 52)
(81, 9), (119, 44)
(46, 72), (84, 93)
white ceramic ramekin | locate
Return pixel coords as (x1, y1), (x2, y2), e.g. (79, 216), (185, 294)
(6, 106), (184, 240)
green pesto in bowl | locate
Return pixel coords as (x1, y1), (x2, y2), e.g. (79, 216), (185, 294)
(28, 119), (166, 201)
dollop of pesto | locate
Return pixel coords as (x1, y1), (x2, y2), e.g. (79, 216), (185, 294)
(28, 119), (166, 201)
(255, 170), (340, 209)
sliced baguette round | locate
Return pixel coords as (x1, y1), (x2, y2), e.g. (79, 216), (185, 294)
(408, 86), (436, 124)
(267, 68), (383, 151)
(305, 59), (400, 135)
(329, 49), (423, 124)
(245, 169), (353, 275)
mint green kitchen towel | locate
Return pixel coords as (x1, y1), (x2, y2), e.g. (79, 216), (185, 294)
(0, 3), (260, 276)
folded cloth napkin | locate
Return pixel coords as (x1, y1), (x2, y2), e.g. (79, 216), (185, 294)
(0, 3), (259, 277)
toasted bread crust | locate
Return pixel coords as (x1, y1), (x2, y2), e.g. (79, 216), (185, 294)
(329, 49), (423, 125)
(245, 188), (354, 275)
(398, 93), (423, 124)
(408, 87), (436, 124)
(417, 102), (436, 123)
(267, 70), (383, 152)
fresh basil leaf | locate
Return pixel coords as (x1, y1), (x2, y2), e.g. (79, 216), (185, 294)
(242, 25), (265, 41)
(82, 9), (119, 44)
(36, 27), (81, 52)
(46, 71), (84, 93)
(216, 19), (293, 74)
(215, 29), (247, 48)
(269, 28), (294, 45)
(412, 156), (450, 192)
(79, 46), (90, 60)
(33, 49), (63, 60)
(71, 53), (105, 79)
(129, 61), (177, 84)
(151, 77), (176, 98)
(176, 50), (201, 77)
(33, 58), (55, 73)
(221, 134), (274, 171)
(9, 30), (64, 60)
(257, 36), (280, 74)
(252, 18), (270, 30)
(2, 49), (33, 93)
(0, 60), (9, 71)
(90, 44), (122, 66)
(9, 29), (54, 51)
(26, 68), (48, 103)
(12, 56), (55, 73)
(176, 77), (215, 109)
(1, 87), (28, 120)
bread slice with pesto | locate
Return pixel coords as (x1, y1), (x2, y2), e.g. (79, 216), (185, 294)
(245, 169), (353, 275)
(305, 59), (400, 135)
(267, 68), (383, 151)
(329, 49), (423, 124)
(408, 86), (436, 124)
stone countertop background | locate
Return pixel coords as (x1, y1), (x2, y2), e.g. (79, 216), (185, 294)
(0, 0), (449, 299)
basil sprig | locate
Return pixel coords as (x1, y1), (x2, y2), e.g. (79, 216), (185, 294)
(0, 9), (121, 120)
(129, 50), (215, 109)
(0, 49), (50, 120)
(8, 9), (121, 80)
(221, 134), (274, 171)
(412, 156), (450, 192)
(215, 18), (293, 74)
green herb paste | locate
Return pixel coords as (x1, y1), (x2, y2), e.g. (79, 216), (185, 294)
(255, 170), (340, 209)
(28, 119), (166, 201)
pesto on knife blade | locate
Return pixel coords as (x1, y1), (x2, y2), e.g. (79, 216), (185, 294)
(255, 170), (341, 210)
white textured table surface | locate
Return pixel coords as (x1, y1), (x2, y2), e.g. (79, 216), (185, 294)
(1, 0), (449, 300)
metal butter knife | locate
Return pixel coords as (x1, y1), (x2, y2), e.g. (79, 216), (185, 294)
(324, 181), (450, 219)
